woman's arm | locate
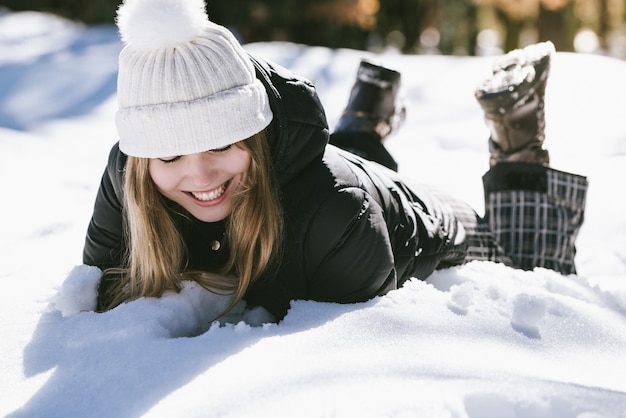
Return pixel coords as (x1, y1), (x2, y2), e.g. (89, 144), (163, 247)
(304, 187), (397, 304)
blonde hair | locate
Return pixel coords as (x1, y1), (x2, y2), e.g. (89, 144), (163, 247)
(98, 130), (283, 313)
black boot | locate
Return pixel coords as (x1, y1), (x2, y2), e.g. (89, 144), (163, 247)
(334, 59), (406, 140)
(475, 42), (554, 167)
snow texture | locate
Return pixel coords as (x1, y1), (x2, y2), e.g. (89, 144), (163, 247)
(1, 10), (626, 418)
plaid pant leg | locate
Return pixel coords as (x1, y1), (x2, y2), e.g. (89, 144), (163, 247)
(424, 185), (513, 267)
(483, 163), (588, 275)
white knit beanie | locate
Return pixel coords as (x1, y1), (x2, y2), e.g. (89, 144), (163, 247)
(115, 0), (273, 158)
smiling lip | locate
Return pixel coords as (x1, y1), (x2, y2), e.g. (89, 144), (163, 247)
(188, 180), (230, 204)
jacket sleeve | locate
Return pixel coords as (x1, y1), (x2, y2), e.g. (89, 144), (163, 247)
(82, 143), (127, 270)
(303, 187), (397, 304)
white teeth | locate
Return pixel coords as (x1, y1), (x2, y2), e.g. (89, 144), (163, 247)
(191, 183), (227, 201)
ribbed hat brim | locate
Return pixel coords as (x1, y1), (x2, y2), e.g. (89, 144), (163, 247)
(117, 79), (273, 158)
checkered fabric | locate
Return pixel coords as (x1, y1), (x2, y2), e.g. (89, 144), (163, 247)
(427, 188), (513, 266)
(425, 162), (587, 276)
(481, 164), (588, 275)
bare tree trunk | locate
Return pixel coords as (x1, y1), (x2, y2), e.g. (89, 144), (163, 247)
(598, 0), (610, 50)
(537, 1), (577, 52)
(466, 2), (479, 56)
(495, 9), (524, 52)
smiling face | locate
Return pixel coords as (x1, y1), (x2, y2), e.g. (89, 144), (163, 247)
(148, 143), (251, 223)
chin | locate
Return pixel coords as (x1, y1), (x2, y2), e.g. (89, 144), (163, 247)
(190, 208), (231, 223)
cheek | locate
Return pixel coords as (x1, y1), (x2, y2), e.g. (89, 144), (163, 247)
(236, 152), (252, 175)
(230, 148), (252, 175)
(148, 161), (176, 193)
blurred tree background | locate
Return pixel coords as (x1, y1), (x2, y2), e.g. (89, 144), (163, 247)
(1, 0), (624, 57)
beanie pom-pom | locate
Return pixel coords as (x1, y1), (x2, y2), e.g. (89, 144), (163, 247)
(117, 0), (209, 50)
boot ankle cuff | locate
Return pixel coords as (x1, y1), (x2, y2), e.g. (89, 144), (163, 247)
(489, 140), (550, 166)
(483, 162), (588, 209)
(484, 162), (549, 193)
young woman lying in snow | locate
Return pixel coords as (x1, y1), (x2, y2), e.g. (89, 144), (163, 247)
(80, 0), (587, 323)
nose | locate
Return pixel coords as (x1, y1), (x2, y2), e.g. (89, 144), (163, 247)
(185, 153), (218, 187)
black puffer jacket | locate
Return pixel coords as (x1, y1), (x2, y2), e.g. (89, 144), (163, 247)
(84, 56), (466, 319)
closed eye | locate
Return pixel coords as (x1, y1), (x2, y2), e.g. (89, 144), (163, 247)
(208, 144), (232, 154)
(158, 156), (182, 164)
(157, 144), (231, 163)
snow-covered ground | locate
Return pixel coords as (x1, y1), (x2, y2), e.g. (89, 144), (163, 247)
(1, 10), (626, 418)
